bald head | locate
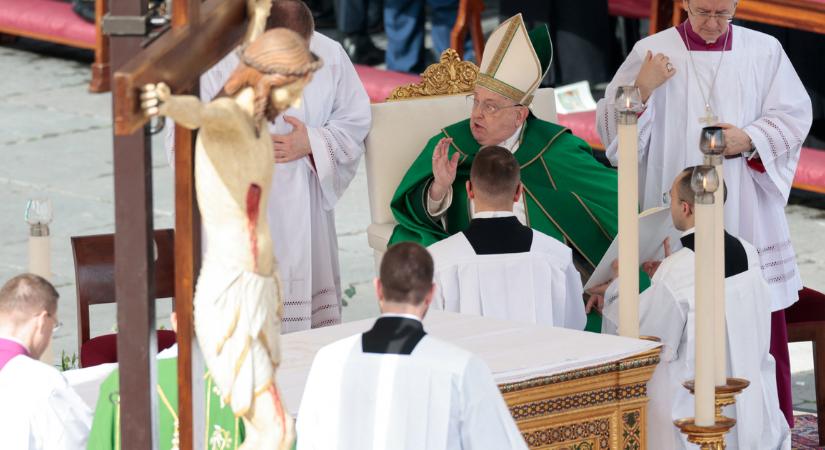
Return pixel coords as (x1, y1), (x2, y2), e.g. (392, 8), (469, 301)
(0, 274), (58, 322)
(266, 0), (314, 40)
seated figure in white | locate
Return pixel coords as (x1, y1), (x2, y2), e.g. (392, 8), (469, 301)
(600, 167), (790, 450)
(427, 145), (586, 330)
(296, 242), (527, 450)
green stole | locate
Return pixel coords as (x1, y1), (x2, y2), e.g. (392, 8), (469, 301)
(389, 115), (649, 331)
(87, 357), (244, 450)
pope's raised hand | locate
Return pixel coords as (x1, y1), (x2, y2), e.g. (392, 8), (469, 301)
(140, 82), (171, 118)
(429, 137), (458, 201)
(634, 51), (676, 103)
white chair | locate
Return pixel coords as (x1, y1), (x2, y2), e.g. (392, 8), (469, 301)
(364, 50), (557, 269)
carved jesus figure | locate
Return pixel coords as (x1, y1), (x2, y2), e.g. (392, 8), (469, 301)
(140, 1), (321, 448)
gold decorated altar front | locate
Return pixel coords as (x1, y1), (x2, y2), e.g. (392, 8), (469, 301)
(501, 346), (660, 449)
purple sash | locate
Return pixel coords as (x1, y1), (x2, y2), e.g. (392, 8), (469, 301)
(0, 337), (29, 371)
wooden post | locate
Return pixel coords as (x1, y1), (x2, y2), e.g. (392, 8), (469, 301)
(111, 1), (157, 449)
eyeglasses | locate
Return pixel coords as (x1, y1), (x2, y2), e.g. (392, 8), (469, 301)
(46, 311), (62, 333)
(466, 94), (522, 116)
(686, 3), (736, 22)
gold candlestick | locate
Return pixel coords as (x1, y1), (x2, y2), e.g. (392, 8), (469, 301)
(683, 378), (750, 417)
(673, 416), (736, 450)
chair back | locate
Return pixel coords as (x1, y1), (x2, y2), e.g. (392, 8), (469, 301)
(71, 228), (175, 354)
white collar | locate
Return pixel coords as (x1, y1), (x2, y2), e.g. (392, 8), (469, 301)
(681, 227), (695, 237)
(473, 210), (516, 219)
(379, 313), (422, 323)
(497, 124), (524, 153)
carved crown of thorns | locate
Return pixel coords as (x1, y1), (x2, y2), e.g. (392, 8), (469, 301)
(238, 44), (324, 77)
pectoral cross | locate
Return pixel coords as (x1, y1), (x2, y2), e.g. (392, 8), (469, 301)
(699, 104), (719, 125)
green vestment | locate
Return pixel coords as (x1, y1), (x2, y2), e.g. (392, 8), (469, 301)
(87, 357), (244, 450)
(389, 115), (648, 331)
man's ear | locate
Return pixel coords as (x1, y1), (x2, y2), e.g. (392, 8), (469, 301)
(516, 105), (530, 125)
(374, 278), (383, 300)
(514, 183), (523, 202)
(424, 283), (436, 308)
(466, 180), (474, 199)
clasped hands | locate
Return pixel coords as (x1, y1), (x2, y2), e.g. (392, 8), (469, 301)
(584, 237), (672, 314)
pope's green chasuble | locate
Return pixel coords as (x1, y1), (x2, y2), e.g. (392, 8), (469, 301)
(389, 115), (648, 331)
(87, 357), (244, 450)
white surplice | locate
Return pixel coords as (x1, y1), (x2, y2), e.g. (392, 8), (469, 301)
(602, 238), (790, 450)
(295, 323), (528, 450)
(166, 32), (371, 332)
(0, 355), (92, 449)
(596, 25), (812, 311)
(428, 218), (586, 330)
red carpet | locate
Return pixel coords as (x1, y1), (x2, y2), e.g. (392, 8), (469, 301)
(793, 414), (822, 449)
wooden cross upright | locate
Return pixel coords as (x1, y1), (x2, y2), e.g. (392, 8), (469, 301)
(109, 0), (249, 448)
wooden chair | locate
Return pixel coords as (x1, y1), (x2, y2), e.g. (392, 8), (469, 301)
(785, 287), (825, 446)
(71, 228), (176, 367)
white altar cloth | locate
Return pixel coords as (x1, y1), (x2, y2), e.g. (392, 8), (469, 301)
(276, 311), (660, 415)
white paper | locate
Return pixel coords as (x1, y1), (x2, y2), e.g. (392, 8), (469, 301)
(584, 207), (683, 291)
(553, 81), (598, 114)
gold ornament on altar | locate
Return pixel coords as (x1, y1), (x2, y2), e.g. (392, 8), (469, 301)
(388, 48), (479, 100)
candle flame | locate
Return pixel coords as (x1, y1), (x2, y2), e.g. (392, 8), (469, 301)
(625, 97), (631, 109)
(710, 135), (717, 149)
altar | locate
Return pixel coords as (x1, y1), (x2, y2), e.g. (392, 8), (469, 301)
(276, 311), (662, 450)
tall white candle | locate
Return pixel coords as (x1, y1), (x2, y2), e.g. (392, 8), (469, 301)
(26, 199), (54, 366)
(693, 169), (716, 426)
(29, 232), (53, 366)
(714, 164), (727, 386)
(29, 235), (51, 279)
(615, 87), (640, 338)
(695, 200), (716, 425)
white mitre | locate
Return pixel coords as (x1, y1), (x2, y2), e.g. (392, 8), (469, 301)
(476, 13), (553, 106)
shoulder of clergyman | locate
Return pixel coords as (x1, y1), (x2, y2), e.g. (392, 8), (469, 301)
(519, 117), (576, 168)
(632, 27), (681, 54)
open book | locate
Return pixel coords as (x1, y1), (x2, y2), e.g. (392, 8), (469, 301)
(583, 207), (684, 291)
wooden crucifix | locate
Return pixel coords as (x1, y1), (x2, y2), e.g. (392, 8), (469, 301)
(109, 0), (248, 449)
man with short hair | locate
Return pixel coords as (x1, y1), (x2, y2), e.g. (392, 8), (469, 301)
(428, 146), (586, 330)
(601, 168), (790, 449)
(296, 242), (528, 450)
(0, 274), (92, 449)
(390, 14), (628, 331)
(166, 0), (371, 333)
(596, 0), (812, 423)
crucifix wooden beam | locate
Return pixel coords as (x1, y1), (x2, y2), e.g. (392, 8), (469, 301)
(111, 0), (250, 448)
(113, 0), (248, 136)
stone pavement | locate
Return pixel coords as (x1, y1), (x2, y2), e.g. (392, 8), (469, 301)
(1, 39), (823, 412)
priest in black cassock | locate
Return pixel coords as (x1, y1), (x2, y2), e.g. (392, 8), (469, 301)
(296, 242), (527, 450)
(428, 146), (586, 330)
